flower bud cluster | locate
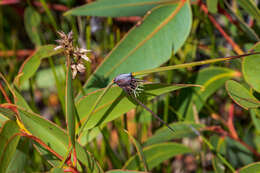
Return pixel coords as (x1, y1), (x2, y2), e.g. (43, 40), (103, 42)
(54, 31), (91, 79)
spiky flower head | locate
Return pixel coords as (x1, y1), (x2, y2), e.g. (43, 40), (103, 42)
(114, 73), (143, 97)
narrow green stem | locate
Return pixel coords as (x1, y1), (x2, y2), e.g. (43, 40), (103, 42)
(132, 52), (260, 76)
(77, 81), (114, 138)
(39, 0), (58, 30)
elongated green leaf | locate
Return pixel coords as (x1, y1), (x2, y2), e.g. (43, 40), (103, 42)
(239, 162), (260, 173)
(242, 44), (260, 93)
(144, 122), (204, 146)
(16, 106), (101, 171)
(237, 0), (260, 24)
(65, 65), (76, 146)
(76, 84), (195, 134)
(50, 167), (65, 173)
(0, 113), (9, 128)
(206, 0), (218, 13)
(106, 170), (146, 173)
(225, 80), (260, 109)
(77, 2), (192, 96)
(0, 107), (16, 121)
(224, 3), (259, 42)
(65, 0), (177, 17)
(6, 139), (29, 173)
(14, 45), (62, 87)
(123, 130), (148, 171)
(251, 109), (260, 132)
(24, 7), (42, 46)
(178, 67), (238, 121)
(123, 142), (192, 170)
(0, 121), (20, 173)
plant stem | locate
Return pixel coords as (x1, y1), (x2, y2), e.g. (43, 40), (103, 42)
(77, 81), (114, 139)
(132, 52), (260, 76)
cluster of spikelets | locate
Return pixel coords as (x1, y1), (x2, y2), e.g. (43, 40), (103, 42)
(54, 31), (91, 79)
(55, 31), (143, 97)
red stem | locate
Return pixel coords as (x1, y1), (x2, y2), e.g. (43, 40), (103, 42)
(198, 0), (244, 55)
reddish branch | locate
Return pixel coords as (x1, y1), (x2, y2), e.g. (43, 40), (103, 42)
(198, 0), (244, 55)
(227, 104), (238, 140)
(206, 126), (260, 158)
(19, 131), (78, 172)
(0, 82), (12, 103)
(0, 50), (34, 58)
(218, 6), (242, 31)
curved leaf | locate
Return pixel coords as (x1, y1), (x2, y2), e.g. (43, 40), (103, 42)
(123, 142), (192, 170)
(24, 7), (42, 46)
(144, 122), (204, 146)
(239, 162), (260, 173)
(123, 130), (148, 171)
(14, 45), (62, 87)
(76, 83), (196, 134)
(242, 44), (260, 93)
(78, 2), (192, 96)
(0, 120), (20, 172)
(65, 0), (178, 17)
(15, 106), (101, 171)
(178, 67), (238, 121)
(225, 80), (260, 109)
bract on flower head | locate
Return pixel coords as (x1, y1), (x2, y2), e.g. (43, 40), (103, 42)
(114, 73), (143, 97)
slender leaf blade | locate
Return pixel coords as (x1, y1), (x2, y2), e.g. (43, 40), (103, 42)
(65, 0), (178, 17)
(0, 121), (20, 172)
(239, 162), (260, 173)
(14, 45), (62, 87)
(76, 84), (195, 133)
(65, 65), (76, 146)
(24, 7), (42, 46)
(123, 142), (192, 170)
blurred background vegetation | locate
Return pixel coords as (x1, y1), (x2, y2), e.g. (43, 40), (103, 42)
(0, 0), (260, 172)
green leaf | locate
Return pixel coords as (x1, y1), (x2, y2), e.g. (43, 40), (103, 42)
(237, 0), (260, 24)
(50, 167), (65, 173)
(123, 130), (148, 171)
(6, 139), (29, 173)
(225, 80), (260, 109)
(225, 137), (254, 168)
(144, 122), (204, 146)
(242, 44), (260, 93)
(0, 107), (16, 121)
(76, 83), (195, 136)
(65, 65), (76, 146)
(206, 0), (218, 13)
(106, 170), (146, 173)
(65, 0), (178, 17)
(0, 113), (9, 128)
(24, 7), (42, 46)
(0, 121), (20, 172)
(123, 142), (192, 170)
(251, 109), (260, 132)
(77, 2), (192, 96)
(16, 106), (101, 171)
(14, 45), (62, 87)
(178, 67), (238, 121)
(239, 162), (260, 173)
